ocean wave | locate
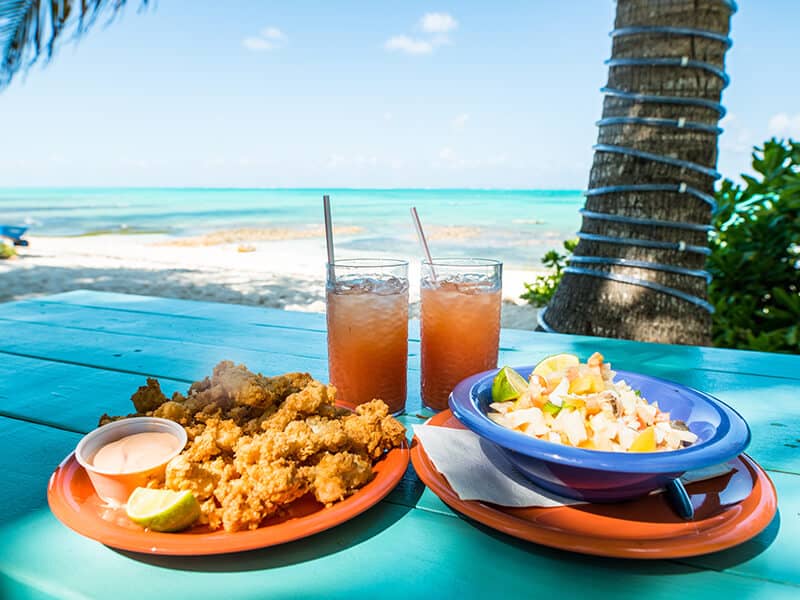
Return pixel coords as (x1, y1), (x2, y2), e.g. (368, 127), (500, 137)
(158, 226), (364, 247)
(512, 218), (546, 225)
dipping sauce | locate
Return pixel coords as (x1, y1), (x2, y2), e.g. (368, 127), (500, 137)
(91, 432), (182, 473)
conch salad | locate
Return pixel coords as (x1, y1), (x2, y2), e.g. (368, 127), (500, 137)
(489, 353), (698, 452)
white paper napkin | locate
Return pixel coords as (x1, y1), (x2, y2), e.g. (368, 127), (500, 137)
(413, 424), (735, 507)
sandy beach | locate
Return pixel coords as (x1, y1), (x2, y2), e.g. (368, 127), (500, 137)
(0, 231), (544, 329)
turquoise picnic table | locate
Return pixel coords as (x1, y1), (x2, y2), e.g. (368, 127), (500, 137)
(0, 290), (798, 599)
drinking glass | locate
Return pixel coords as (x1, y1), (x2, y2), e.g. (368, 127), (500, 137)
(420, 258), (502, 411)
(326, 258), (409, 414)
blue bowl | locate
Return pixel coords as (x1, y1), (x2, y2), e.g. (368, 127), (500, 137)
(449, 367), (751, 502)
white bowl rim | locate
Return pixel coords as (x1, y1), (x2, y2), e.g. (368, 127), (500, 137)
(74, 416), (187, 476)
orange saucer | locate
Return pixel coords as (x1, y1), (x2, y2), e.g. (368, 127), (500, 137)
(48, 442), (409, 555)
(411, 410), (777, 559)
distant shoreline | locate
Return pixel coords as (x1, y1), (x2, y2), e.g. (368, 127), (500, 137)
(0, 188), (582, 270)
(0, 233), (545, 330)
(0, 186), (583, 192)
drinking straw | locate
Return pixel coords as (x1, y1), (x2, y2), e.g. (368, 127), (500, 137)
(323, 195), (335, 277)
(410, 206), (437, 283)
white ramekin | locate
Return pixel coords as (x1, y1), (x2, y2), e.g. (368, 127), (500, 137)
(74, 417), (187, 505)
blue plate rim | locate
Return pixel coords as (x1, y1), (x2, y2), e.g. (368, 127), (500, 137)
(448, 366), (751, 474)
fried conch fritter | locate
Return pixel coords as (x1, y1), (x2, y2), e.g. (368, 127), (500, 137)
(99, 361), (406, 532)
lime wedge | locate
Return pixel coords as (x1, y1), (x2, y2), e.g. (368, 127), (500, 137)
(126, 488), (201, 532)
(542, 401), (562, 416)
(492, 366), (529, 402)
(532, 353), (580, 377)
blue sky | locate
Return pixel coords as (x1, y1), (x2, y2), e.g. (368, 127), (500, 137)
(0, 0), (797, 188)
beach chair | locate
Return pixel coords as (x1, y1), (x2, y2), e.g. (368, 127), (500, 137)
(0, 225), (29, 246)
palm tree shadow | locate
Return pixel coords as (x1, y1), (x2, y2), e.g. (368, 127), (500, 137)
(114, 463), (425, 571)
(451, 442), (779, 573)
(0, 264), (325, 307)
(676, 510), (781, 570)
(454, 510), (778, 575)
(113, 496), (420, 572)
(459, 516), (698, 573)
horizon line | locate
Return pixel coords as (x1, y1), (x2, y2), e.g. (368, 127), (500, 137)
(0, 186), (584, 193)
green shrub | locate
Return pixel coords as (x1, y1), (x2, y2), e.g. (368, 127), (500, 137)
(0, 241), (16, 259)
(520, 239), (577, 307)
(521, 139), (800, 354)
(708, 138), (800, 353)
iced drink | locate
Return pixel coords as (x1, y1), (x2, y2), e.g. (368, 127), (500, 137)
(420, 259), (502, 411)
(326, 259), (409, 414)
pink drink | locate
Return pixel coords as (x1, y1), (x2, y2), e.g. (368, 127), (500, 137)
(326, 260), (409, 414)
(420, 259), (502, 411)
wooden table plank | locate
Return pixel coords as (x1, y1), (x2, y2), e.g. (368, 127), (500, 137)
(0, 575), (59, 600)
(3, 348), (797, 477)
(0, 296), (674, 370)
(0, 418), (82, 526)
(614, 365), (800, 475)
(32, 290), (330, 331)
(0, 349), (424, 432)
(28, 291), (800, 380)
(524, 329), (800, 381)
(9, 291), (587, 356)
(2, 292), (799, 598)
(2, 294), (796, 478)
(0, 354), (188, 433)
(1, 395), (797, 591)
(2, 382), (794, 591)
(3, 504), (798, 600)
(0, 301), (339, 366)
(683, 469), (799, 587)
(0, 352), (427, 438)
(3, 417), (798, 596)
(0, 319), (331, 388)
(0, 298), (515, 373)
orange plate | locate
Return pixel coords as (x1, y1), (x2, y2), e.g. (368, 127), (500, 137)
(411, 410), (777, 559)
(48, 442), (409, 555)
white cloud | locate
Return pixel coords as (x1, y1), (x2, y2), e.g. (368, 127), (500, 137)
(326, 154), (346, 169)
(451, 113), (469, 130)
(119, 157), (150, 169)
(768, 112), (800, 138)
(261, 27), (286, 41)
(719, 131), (752, 154)
(203, 157), (227, 168)
(243, 37), (272, 51)
(243, 26), (287, 51)
(326, 154), (380, 169)
(420, 13), (458, 34)
(49, 153), (71, 166)
(384, 35), (433, 55)
(435, 147), (508, 170)
(718, 112), (754, 154)
(385, 13), (458, 55)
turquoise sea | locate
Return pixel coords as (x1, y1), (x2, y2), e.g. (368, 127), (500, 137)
(0, 188), (584, 268)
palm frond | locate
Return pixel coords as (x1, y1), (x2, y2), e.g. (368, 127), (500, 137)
(0, 0), (148, 90)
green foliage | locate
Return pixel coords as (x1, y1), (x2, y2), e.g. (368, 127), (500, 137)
(0, 241), (16, 259)
(708, 138), (800, 354)
(1, 1), (148, 90)
(520, 139), (800, 354)
(520, 239), (577, 307)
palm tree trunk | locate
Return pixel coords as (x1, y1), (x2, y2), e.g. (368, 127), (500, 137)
(542, 0), (735, 345)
